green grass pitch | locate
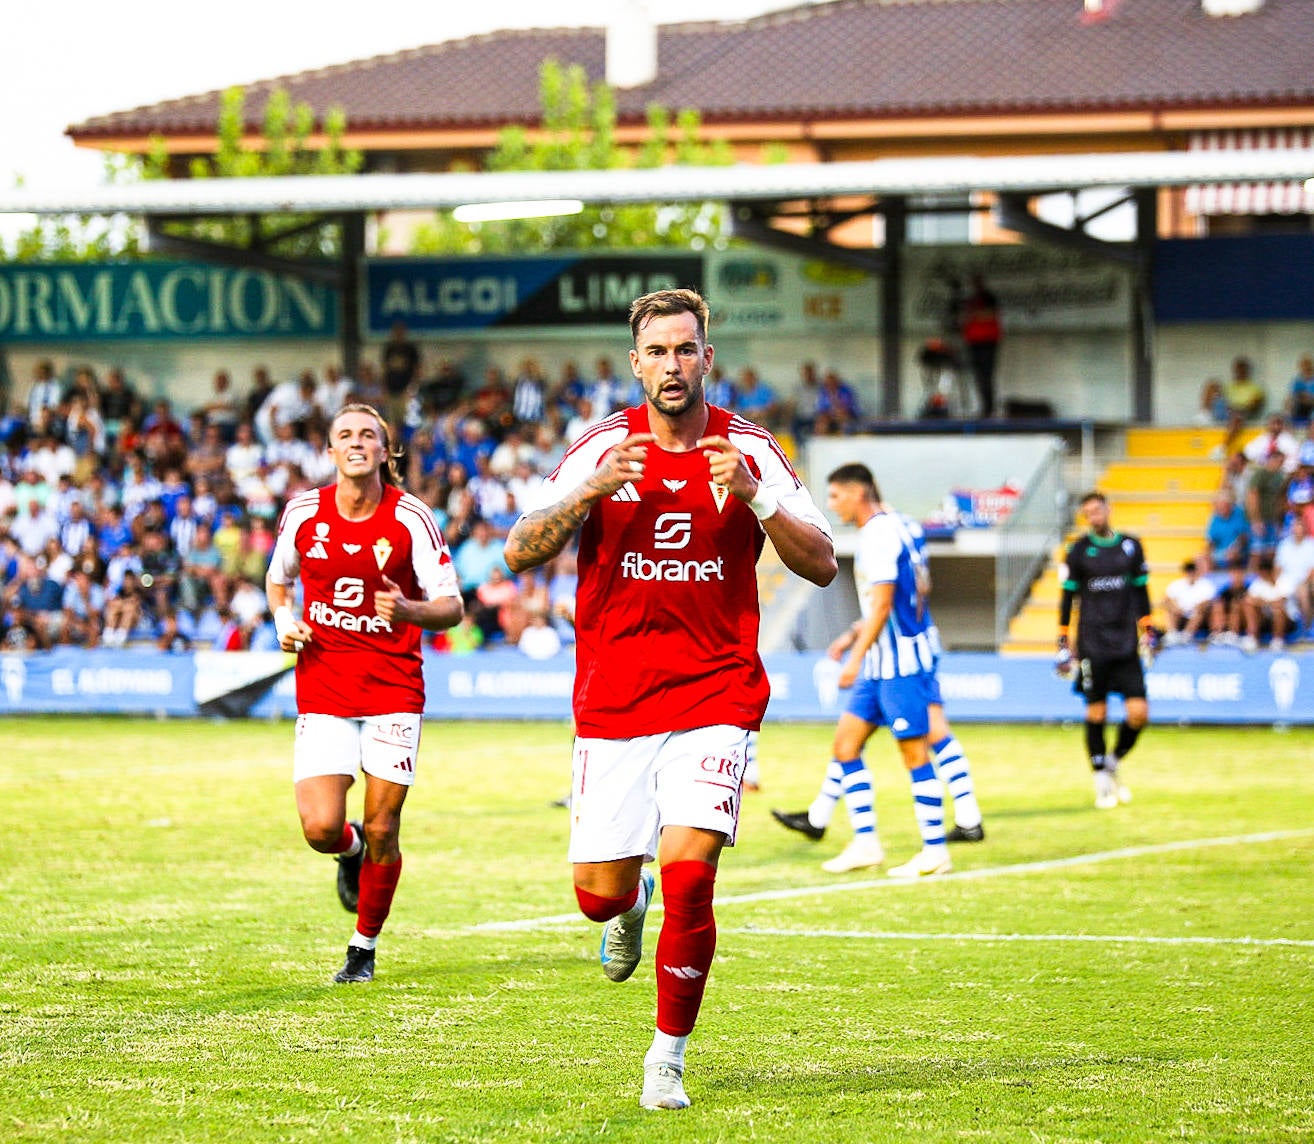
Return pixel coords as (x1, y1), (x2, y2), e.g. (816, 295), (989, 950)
(1, 717), (1310, 1143)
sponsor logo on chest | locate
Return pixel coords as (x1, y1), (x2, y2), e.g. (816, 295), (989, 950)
(620, 512), (725, 582)
(307, 576), (393, 633)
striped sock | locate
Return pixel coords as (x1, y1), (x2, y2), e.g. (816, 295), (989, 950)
(932, 735), (982, 829)
(807, 759), (846, 829)
(838, 758), (877, 836)
(908, 762), (948, 852)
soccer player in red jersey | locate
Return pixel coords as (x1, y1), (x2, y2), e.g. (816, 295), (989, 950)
(505, 289), (837, 1109)
(266, 403), (463, 983)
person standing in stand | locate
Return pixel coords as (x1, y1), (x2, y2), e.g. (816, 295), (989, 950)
(381, 320), (421, 438)
(504, 288), (836, 1111)
(960, 273), (1002, 418)
(266, 403), (462, 983)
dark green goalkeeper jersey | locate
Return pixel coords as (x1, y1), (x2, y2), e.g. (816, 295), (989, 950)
(1060, 531), (1150, 661)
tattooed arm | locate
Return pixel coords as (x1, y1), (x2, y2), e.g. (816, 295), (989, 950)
(505, 433), (656, 573)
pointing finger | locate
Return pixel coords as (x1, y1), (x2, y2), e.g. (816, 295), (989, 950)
(695, 435), (731, 451)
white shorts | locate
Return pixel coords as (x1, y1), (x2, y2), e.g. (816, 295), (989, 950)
(292, 712), (423, 786)
(568, 725), (750, 864)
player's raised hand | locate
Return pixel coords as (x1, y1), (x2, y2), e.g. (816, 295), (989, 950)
(592, 433), (656, 495)
(696, 435), (757, 501)
(375, 575), (409, 625)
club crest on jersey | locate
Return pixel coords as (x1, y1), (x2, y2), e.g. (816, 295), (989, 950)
(372, 537), (393, 570)
(709, 482), (731, 513)
(663, 479), (687, 492)
(343, 543), (361, 554)
(610, 482), (641, 503)
(306, 521), (330, 560)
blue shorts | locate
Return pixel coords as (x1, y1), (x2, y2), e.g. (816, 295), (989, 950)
(923, 668), (943, 707)
(844, 675), (931, 740)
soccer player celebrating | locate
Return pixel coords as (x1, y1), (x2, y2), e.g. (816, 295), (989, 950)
(504, 289), (836, 1110)
(266, 403), (463, 983)
(1055, 491), (1153, 809)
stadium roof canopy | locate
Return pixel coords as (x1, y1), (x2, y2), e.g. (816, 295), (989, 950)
(2, 148), (1312, 217)
(3, 145), (1310, 420)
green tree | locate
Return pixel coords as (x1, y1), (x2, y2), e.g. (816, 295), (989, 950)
(143, 86), (363, 258)
(409, 60), (734, 255)
(1, 87), (362, 262)
(0, 159), (148, 262)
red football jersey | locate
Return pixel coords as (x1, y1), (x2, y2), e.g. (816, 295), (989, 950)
(529, 405), (830, 738)
(268, 483), (459, 717)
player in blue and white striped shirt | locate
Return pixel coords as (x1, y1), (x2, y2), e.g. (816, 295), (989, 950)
(891, 512), (985, 845)
(772, 463), (960, 878)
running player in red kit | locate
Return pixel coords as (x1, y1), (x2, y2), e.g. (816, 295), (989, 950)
(505, 289), (836, 1109)
(266, 403), (462, 983)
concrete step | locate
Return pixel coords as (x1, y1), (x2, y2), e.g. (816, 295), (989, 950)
(1123, 426), (1229, 459)
(1108, 501), (1212, 532)
(1101, 461), (1222, 495)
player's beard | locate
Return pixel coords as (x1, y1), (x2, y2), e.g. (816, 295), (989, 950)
(646, 374), (703, 418)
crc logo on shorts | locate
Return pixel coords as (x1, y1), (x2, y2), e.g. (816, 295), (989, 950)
(653, 512), (693, 550)
(307, 576), (392, 633)
(699, 754), (743, 780)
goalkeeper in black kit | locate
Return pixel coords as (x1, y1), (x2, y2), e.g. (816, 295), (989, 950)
(1054, 491), (1156, 810)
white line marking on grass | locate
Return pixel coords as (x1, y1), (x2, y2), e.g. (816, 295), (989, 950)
(720, 927), (1314, 949)
(471, 828), (1314, 933)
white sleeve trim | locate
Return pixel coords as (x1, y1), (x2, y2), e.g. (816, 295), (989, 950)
(396, 492), (461, 600)
(266, 492), (320, 585)
(728, 421), (832, 537)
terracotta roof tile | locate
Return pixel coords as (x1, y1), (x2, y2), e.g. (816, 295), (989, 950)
(69, 0), (1314, 141)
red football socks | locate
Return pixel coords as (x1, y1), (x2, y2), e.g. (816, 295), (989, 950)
(655, 860), (717, 1037)
(327, 821), (359, 855)
(575, 883), (639, 923)
(356, 855), (402, 938)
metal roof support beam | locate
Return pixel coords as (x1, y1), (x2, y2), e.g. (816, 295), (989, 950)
(1131, 187), (1157, 423)
(339, 212), (365, 380)
(728, 205), (889, 274)
(1076, 192), (1133, 230)
(994, 193), (1139, 267)
(880, 196), (906, 419)
(145, 220), (344, 287)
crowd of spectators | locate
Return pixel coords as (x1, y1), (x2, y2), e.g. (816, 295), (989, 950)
(18, 336), (1308, 661)
(1165, 391), (1314, 653)
(1, 338), (854, 657)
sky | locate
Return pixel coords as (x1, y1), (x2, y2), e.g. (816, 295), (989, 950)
(0, 0), (808, 198)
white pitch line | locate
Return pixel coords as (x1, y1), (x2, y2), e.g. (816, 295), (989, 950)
(470, 827), (1314, 933)
(719, 927), (1314, 949)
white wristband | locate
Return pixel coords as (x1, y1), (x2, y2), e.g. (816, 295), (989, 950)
(748, 485), (780, 521)
(273, 605), (297, 640)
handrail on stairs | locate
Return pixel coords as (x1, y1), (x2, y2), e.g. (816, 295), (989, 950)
(995, 438), (1070, 648)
